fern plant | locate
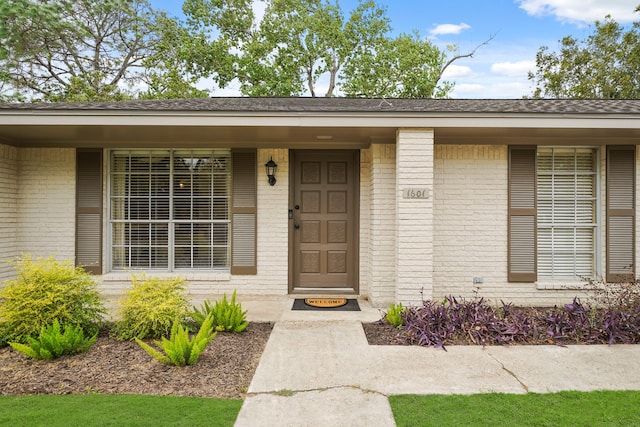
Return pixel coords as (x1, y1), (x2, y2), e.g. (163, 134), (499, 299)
(135, 314), (216, 367)
(9, 319), (97, 360)
(384, 302), (407, 329)
(191, 291), (249, 333)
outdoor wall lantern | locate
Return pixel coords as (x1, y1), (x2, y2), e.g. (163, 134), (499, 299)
(265, 156), (278, 186)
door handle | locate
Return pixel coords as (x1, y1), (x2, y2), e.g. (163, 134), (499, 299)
(294, 221), (300, 229)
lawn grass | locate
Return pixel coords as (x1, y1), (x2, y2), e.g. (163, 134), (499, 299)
(0, 394), (242, 427)
(390, 390), (640, 427)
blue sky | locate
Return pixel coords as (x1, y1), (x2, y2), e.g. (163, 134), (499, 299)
(150, 0), (640, 98)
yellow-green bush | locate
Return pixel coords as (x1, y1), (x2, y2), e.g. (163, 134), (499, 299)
(0, 255), (105, 345)
(113, 274), (189, 340)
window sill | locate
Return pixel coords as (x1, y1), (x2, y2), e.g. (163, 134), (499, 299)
(536, 280), (590, 290)
(101, 271), (231, 282)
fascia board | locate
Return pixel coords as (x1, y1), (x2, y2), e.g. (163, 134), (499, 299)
(0, 110), (639, 129)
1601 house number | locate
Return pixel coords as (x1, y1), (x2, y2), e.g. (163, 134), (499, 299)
(402, 188), (430, 199)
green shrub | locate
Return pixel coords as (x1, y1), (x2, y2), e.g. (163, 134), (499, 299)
(135, 313), (216, 366)
(0, 255), (104, 345)
(191, 291), (249, 333)
(113, 274), (189, 340)
(9, 319), (97, 360)
(384, 302), (407, 329)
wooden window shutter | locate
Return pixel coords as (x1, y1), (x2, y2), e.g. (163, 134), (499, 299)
(508, 146), (537, 282)
(76, 149), (102, 274)
(231, 150), (257, 275)
(607, 146), (635, 282)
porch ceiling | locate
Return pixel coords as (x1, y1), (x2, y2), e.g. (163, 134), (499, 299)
(1, 124), (639, 148)
(0, 125), (397, 148)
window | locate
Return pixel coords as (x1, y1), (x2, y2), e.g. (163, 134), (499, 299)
(509, 145), (636, 283)
(537, 148), (597, 279)
(110, 150), (231, 271)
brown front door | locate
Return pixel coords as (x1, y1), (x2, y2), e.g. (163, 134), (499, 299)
(289, 150), (359, 293)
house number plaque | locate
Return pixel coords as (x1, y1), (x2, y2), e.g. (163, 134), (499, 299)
(402, 188), (430, 199)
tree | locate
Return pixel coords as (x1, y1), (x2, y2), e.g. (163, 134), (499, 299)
(341, 31), (452, 98)
(0, 0), (165, 102)
(528, 14), (640, 99)
(138, 14), (210, 99)
(159, 0), (481, 98)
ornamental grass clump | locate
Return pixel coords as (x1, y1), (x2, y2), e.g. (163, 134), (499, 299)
(191, 291), (249, 333)
(9, 319), (97, 360)
(113, 274), (189, 340)
(135, 313), (216, 366)
(0, 255), (105, 346)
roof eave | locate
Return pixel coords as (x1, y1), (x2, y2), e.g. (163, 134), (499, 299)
(0, 109), (639, 129)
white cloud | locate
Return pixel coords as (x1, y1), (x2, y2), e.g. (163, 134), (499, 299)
(429, 23), (471, 36)
(517, 0), (639, 24)
(491, 60), (536, 77)
(441, 64), (473, 79)
(451, 83), (486, 96)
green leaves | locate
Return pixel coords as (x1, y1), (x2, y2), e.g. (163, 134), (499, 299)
(341, 31), (450, 98)
(191, 291), (249, 333)
(136, 290), (250, 367)
(0, 0), (165, 102)
(135, 314), (217, 366)
(9, 319), (97, 360)
(1, 0), (477, 100)
(384, 302), (407, 329)
(113, 274), (189, 340)
(0, 255), (104, 345)
(166, 0), (455, 98)
(529, 16), (640, 99)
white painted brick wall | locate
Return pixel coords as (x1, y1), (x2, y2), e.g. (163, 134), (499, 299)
(395, 129), (434, 305)
(0, 144), (18, 282)
(434, 145), (508, 300)
(367, 144), (397, 307)
(17, 148), (75, 261)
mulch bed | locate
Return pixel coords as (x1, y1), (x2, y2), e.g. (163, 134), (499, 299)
(0, 322), (273, 399)
(4, 307), (632, 399)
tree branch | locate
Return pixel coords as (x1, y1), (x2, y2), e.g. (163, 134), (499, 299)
(437, 33), (497, 83)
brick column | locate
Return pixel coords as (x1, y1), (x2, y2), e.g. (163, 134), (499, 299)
(395, 129), (434, 304)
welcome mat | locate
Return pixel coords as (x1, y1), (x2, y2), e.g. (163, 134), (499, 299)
(292, 298), (361, 311)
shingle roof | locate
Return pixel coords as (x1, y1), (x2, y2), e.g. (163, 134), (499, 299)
(2, 97), (640, 114)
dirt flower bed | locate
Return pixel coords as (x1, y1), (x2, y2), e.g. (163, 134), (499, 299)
(0, 323), (272, 399)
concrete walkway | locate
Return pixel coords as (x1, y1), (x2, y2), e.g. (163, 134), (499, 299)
(234, 298), (640, 427)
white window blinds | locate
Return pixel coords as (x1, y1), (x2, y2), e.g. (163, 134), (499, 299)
(110, 150), (231, 271)
(537, 148), (596, 279)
